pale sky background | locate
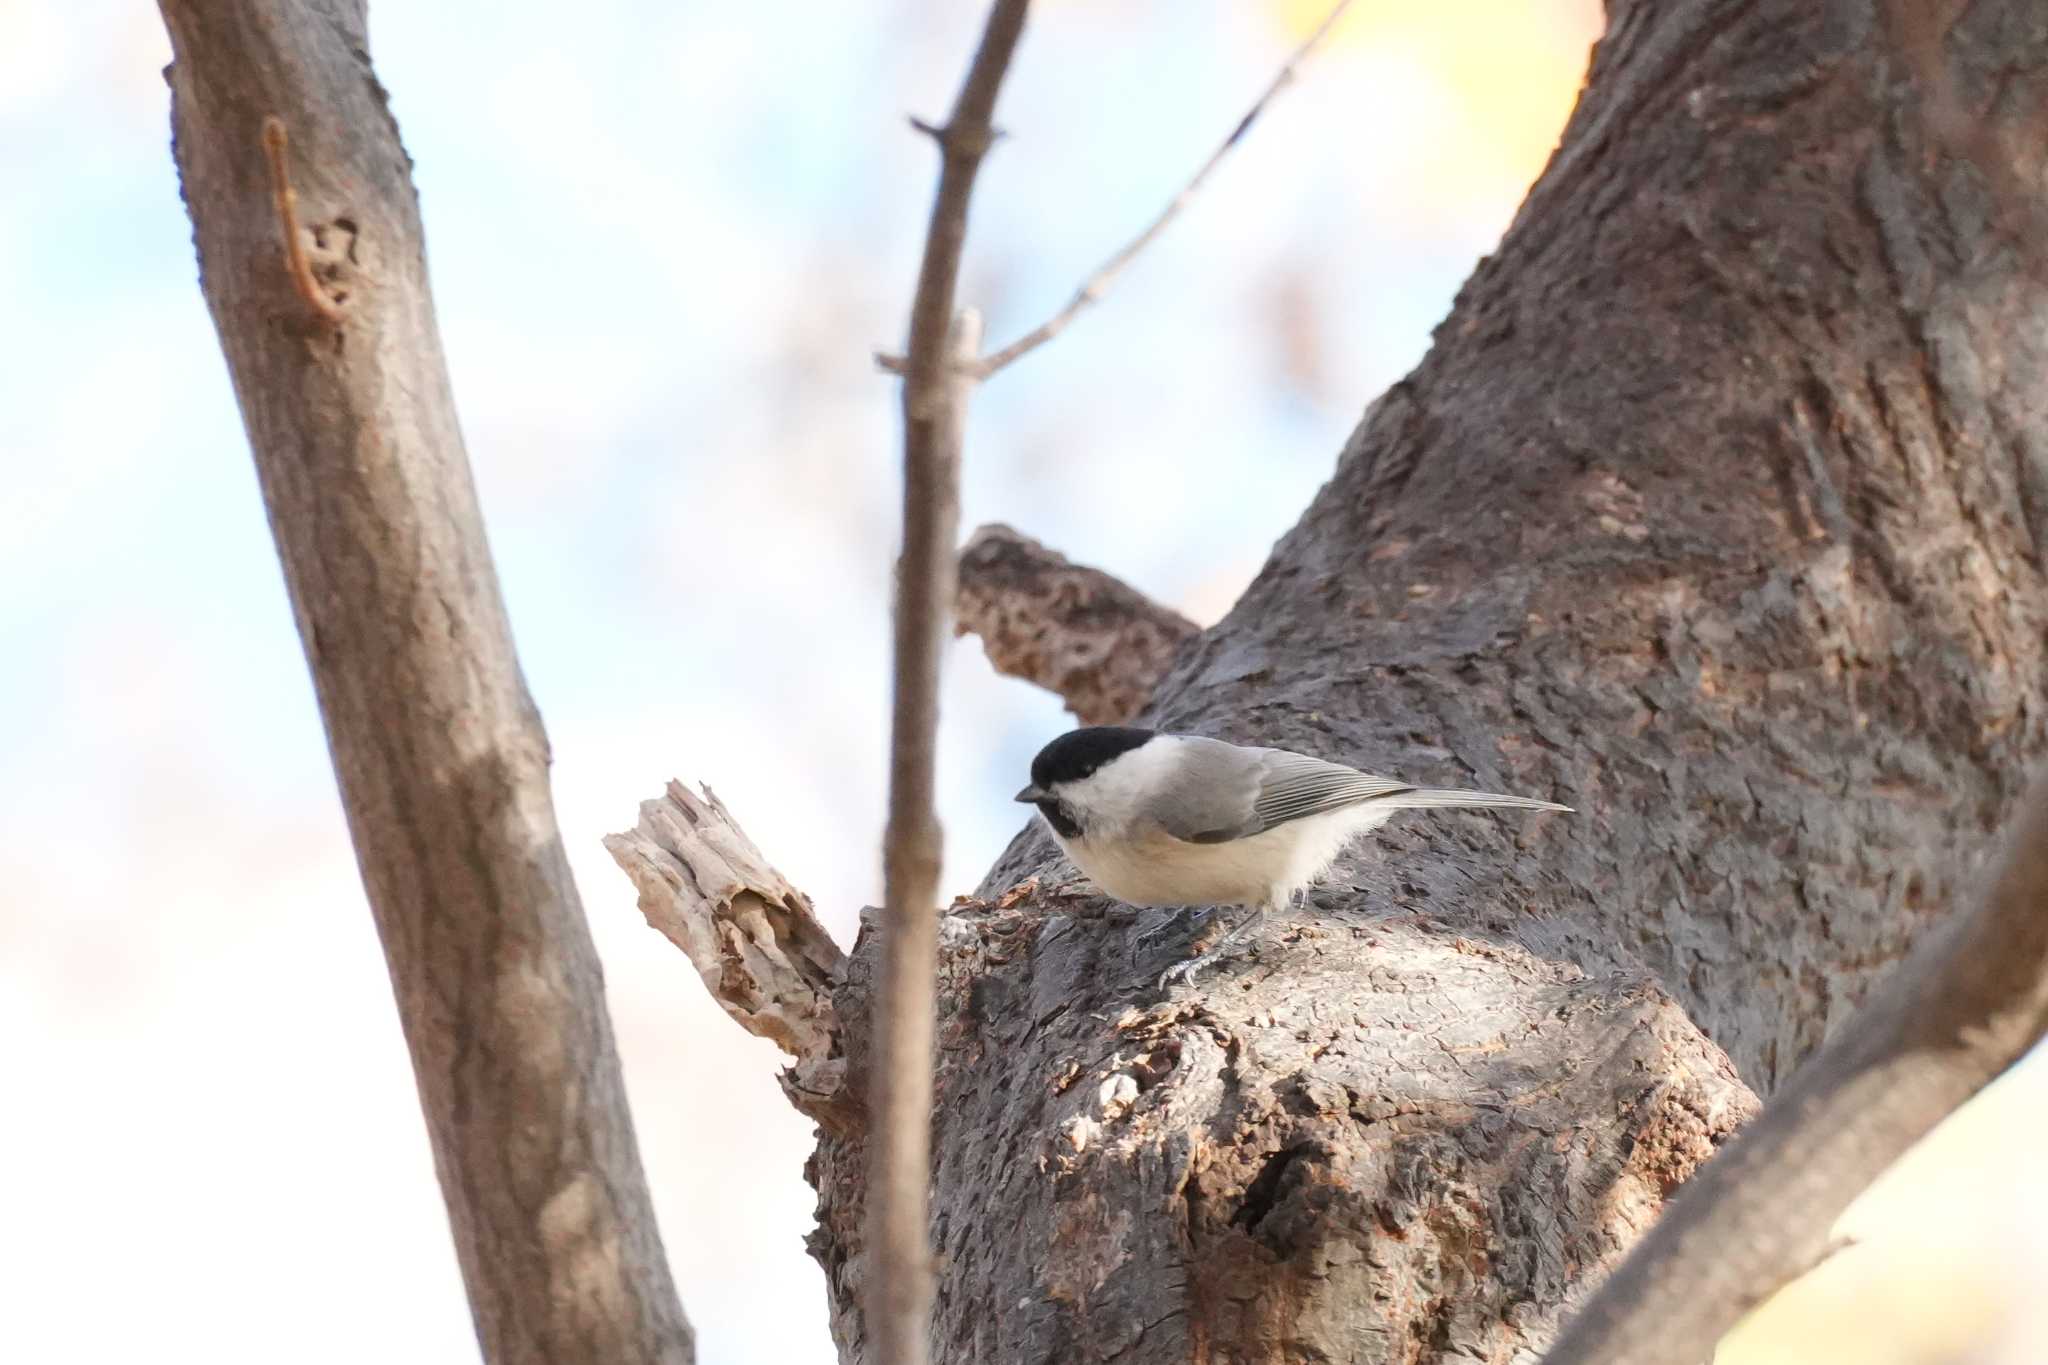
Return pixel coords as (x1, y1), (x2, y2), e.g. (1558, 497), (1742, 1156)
(3, 3), (2044, 1363)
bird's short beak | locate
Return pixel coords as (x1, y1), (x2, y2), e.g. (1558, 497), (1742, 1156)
(1014, 784), (1049, 804)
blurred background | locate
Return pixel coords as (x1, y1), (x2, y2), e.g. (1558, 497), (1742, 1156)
(2, 1), (2043, 1361)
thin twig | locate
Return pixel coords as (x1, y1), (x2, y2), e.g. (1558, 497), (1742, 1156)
(871, 305), (988, 1365)
(870, 4), (1030, 1362)
(975, 0), (1354, 377)
(1541, 778), (2048, 1365)
(259, 116), (345, 324)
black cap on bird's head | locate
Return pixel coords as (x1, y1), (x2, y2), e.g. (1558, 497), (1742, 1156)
(1014, 726), (1158, 804)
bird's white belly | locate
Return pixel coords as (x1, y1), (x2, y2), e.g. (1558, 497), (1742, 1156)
(1056, 806), (1396, 910)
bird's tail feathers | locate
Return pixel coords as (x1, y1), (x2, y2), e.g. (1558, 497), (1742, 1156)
(1379, 788), (1571, 814)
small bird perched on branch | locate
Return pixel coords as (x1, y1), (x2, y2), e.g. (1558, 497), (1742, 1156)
(1015, 726), (1570, 988)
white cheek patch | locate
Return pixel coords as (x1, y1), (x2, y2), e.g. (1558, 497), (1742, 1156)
(1060, 738), (1187, 833)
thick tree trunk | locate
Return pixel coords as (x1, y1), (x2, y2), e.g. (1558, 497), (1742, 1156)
(807, 1), (2048, 1359)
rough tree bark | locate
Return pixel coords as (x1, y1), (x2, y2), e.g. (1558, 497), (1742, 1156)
(794, 1), (2048, 1360)
(158, 4), (693, 1362)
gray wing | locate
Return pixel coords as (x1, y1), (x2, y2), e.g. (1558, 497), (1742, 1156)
(1152, 739), (1412, 844)
(1242, 749), (1414, 835)
(1145, 737), (1268, 843)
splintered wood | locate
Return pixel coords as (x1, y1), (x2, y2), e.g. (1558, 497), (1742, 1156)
(605, 782), (854, 1131)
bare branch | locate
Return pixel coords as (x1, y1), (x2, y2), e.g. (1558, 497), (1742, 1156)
(871, 6), (1030, 1361)
(894, 4), (1029, 410)
(871, 304), (987, 1365)
(954, 523), (1198, 723)
(872, 0), (1355, 381)
(1542, 777), (2048, 1365)
(972, 0), (1356, 377)
(605, 783), (853, 1133)
(158, 5), (692, 1362)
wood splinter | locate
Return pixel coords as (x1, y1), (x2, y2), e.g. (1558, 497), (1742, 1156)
(604, 781), (855, 1132)
(259, 116), (346, 324)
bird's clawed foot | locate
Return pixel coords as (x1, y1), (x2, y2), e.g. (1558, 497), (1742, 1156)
(1156, 953), (1212, 991)
(1156, 906), (1271, 992)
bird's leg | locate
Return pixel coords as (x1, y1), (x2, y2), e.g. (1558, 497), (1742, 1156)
(1133, 905), (1208, 949)
(1158, 901), (1273, 990)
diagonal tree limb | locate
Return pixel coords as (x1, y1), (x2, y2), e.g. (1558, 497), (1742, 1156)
(954, 523), (1198, 724)
(155, 3), (692, 1362)
(1542, 776), (2048, 1365)
(871, 5), (1029, 1363)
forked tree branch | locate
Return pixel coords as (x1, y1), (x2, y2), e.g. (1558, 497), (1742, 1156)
(954, 523), (1198, 723)
(1542, 776), (2048, 1365)
(156, 3), (691, 1362)
(871, 5), (1030, 1363)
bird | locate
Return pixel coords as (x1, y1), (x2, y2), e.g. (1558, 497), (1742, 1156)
(1013, 726), (1570, 988)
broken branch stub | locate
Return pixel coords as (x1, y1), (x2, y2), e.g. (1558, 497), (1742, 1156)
(955, 523), (1199, 725)
(605, 782), (854, 1132)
